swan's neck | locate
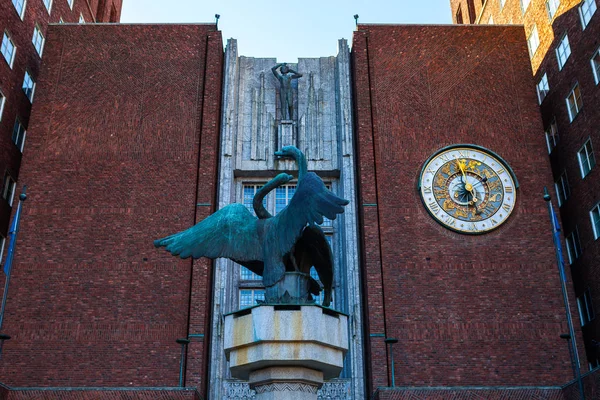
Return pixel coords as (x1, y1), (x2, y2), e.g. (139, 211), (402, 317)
(291, 148), (307, 180)
(253, 174), (289, 219)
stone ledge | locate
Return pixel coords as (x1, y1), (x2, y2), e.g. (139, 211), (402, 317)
(224, 305), (348, 381)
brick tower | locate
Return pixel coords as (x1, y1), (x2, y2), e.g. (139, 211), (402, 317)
(451, 0), (600, 373)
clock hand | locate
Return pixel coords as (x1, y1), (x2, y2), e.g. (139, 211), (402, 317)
(462, 175), (477, 204)
(457, 159), (467, 179)
(466, 187), (477, 205)
(473, 176), (488, 188)
(467, 187), (482, 216)
(467, 175), (487, 205)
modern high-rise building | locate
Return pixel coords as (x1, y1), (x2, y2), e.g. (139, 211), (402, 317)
(0, 0), (123, 255)
(450, 0), (600, 370)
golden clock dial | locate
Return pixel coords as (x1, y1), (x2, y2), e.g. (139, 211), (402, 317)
(419, 146), (517, 234)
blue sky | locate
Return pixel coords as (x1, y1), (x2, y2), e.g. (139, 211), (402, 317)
(121, 0), (452, 61)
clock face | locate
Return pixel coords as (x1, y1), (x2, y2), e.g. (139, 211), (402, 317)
(419, 146), (517, 234)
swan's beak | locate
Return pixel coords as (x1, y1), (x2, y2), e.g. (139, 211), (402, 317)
(274, 151), (284, 159)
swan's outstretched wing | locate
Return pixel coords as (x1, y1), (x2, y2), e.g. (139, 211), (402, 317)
(154, 203), (262, 261)
(272, 172), (349, 258)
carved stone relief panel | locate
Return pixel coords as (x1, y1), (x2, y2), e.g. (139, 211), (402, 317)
(297, 57), (337, 170)
(223, 380), (352, 400)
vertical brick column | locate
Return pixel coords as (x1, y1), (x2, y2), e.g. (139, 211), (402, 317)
(351, 29), (390, 392)
(185, 29), (224, 396)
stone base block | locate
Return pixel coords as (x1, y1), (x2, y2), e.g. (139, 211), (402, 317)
(249, 367), (322, 400)
(224, 305), (348, 381)
(264, 272), (313, 304)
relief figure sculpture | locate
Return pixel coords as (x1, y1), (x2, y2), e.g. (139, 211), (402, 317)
(272, 63), (303, 120)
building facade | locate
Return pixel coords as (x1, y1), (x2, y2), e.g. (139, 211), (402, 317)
(352, 24), (578, 398)
(0, 0), (123, 252)
(451, 0), (600, 372)
(0, 23), (223, 396)
(209, 38), (365, 399)
(0, 19), (592, 400)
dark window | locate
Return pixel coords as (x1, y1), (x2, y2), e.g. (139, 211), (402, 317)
(456, 5), (464, 24)
(96, 0), (107, 22)
(578, 289), (595, 326)
(0, 236), (5, 264)
(467, 0), (477, 23)
(554, 170), (570, 207)
(12, 118), (26, 152)
(2, 172), (16, 206)
(566, 227), (582, 264)
(0, 91), (5, 121)
(109, 3), (118, 22)
(578, 138), (595, 177)
(22, 70), (35, 102)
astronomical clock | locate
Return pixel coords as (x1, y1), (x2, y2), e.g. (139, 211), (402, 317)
(418, 145), (518, 234)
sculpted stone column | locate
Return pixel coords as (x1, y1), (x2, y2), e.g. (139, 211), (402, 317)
(250, 367), (322, 399)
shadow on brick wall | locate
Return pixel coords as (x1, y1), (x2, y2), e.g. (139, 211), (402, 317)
(0, 384), (202, 400)
(0, 383), (8, 400)
(563, 367), (600, 400)
(373, 387), (565, 399)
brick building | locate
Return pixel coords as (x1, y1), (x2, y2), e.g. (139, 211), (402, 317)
(0, 0), (123, 252)
(0, 15), (592, 400)
(0, 22), (223, 398)
(450, 0), (600, 378)
(352, 24), (579, 398)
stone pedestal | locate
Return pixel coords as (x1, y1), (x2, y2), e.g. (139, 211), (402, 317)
(250, 366), (322, 399)
(264, 271), (312, 304)
(224, 305), (348, 400)
(277, 120), (295, 147)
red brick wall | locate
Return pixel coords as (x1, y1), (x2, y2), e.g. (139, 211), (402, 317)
(376, 387), (565, 399)
(450, 0), (582, 75)
(0, 0), (110, 237)
(451, 0), (600, 370)
(5, 389), (199, 400)
(352, 25), (572, 392)
(185, 28), (223, 393)
(535, 3), (600, 365)
(87, 0), (123, 22)
(0, 24), (222, 396)
(563, 367), (600, 399)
